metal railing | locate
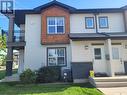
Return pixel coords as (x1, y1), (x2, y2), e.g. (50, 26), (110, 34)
(2, 30), (25, 42)
(13, 30), (25, 42)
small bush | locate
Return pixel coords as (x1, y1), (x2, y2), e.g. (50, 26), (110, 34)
(36, 66), (61, 83)
(20, 69), (37, 84)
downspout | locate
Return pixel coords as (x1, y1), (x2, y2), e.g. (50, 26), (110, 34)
(94, 13), (99, 33)
(94, 13), (110, 37)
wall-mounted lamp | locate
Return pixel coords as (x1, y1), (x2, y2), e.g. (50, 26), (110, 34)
(84, 45), (89, 50)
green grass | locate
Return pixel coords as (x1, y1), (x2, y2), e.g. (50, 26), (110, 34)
(0, 70), (103, 95)
(0, 69), (17, 80)
(0, 82), (103, 95)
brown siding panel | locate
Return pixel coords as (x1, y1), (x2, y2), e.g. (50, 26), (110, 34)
(41, 6), (70, 44)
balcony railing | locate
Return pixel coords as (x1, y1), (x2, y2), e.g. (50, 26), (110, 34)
(13, 30), (25, 42)
(4, 30), (25, 42)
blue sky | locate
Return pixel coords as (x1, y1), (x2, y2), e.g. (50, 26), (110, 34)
(0, 0), (127, 30)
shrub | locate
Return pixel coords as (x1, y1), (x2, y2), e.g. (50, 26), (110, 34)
(36, 66), (61, 83)
(20, 69), (37, 84)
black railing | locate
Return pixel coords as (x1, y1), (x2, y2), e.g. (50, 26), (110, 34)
(13, 30), (25, 42)
(3, 30), (25, 42)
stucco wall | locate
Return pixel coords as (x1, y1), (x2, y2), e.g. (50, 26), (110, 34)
(70, 13), (125, 33)
(18, 50), (24, 74)
(24, 14), (43, 70)
(71, 40), (105, 62)
(71, 40), (127, 74)
(24, 14), (71, 71)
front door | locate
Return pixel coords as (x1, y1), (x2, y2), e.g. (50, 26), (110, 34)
(92, 46), (107, 73)
(112, 45), (124, 74)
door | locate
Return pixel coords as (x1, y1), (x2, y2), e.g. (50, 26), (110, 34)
(112, 45), (124, 74)
(92, 46), (107, 73)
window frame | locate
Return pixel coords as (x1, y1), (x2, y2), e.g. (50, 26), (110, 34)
(112, 47), (119, 60)
(47, 47), (67, 67)
(99, 16), (109, 29)
(85, 17), (95, 29)
(47, 17), (65, 34)
(94, 48), (102, 60)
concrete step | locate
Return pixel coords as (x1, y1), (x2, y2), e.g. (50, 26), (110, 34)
(94, 77), (127, 82)
(96, 82), (127, 88)
(89, 77), (127, 88)
(0, 74), (20, 82)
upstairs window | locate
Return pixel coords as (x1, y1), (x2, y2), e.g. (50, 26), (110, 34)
(47, 17), (65, 34)
(99, 17), (108, 28)
(85, 17), (94, 29)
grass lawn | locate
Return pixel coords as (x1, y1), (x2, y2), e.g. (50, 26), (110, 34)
(0, 69), (103, 95)
(0, 82), (103, 95)
(0, 69), (17, 80)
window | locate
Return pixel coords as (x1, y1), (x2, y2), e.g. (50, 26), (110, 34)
(47, 17), (65, 34)
(112, 47), (119, 59)
(94, 48), (102, 59)
(48, 48), (66, 66)
(99, 17), (108, 28)
(85, 17), (94, 29)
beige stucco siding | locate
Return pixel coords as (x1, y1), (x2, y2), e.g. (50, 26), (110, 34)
(23, 14), (71, 71)
(71, 40), (127, 62)
(71, 40), (105, 62)
(70, 13), (125, 33)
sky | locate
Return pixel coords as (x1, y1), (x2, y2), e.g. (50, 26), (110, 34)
(0, 0), (127, 30)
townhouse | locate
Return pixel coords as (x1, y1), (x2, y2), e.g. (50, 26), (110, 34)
(4, 1), (127, 82)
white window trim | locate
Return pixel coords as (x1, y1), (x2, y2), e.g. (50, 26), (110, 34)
(48, 48), (66, 66)
(85, 17), (94, 29)
(47, 17), (65, 34)
(99, 17), (109, 28)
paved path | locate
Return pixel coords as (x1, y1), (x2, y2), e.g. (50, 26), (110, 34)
(99, 87), (127, 95)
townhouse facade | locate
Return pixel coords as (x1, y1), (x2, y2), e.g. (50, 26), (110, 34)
(5, 1), (127, 82)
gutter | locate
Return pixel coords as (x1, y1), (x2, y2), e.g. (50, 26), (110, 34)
(94, 13), (110, 37)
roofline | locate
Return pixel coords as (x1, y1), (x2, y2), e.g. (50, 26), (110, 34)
(4, 0), (126, 26)
(14, 8), (124, 14)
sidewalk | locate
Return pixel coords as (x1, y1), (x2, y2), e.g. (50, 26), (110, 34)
(99, 87), (127, 95)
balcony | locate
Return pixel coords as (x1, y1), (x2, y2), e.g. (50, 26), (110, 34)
(7, 30), (26, 49)
(13, 30), (25, 42)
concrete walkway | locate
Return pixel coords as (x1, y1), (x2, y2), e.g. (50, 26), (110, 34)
(99, 87), (127, 95)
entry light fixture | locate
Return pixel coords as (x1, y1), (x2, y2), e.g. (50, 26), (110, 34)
(84, 45), (89, 50)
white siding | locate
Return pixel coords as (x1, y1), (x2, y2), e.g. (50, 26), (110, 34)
(70, 13), (125, 33)
(71, 40), (127, 74)
(70, 14), (96, 33)
(24, 14), (43, 71)
(71, 40), (105, 62)
(18, 50), (24, 74)
(24, 14), (71, 71)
